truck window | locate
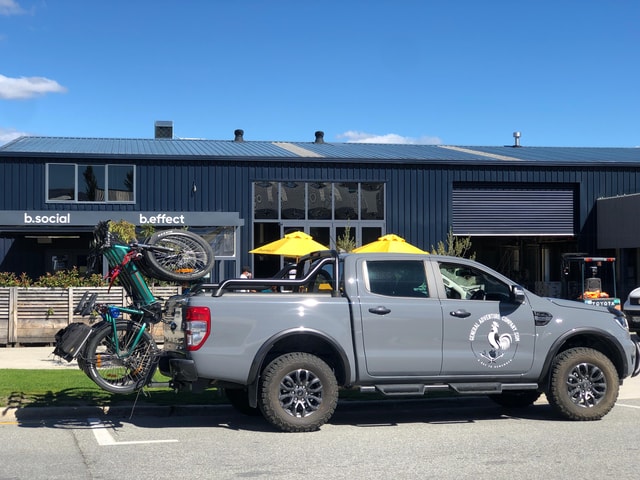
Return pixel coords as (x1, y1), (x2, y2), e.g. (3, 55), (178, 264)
(365, 260), (428, 298)
(310, 267), (333, 292)
(439, 262), (511, 302)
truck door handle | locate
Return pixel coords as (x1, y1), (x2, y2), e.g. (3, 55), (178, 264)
(369, 306), (391, 315)
(450, 309), (471, 318)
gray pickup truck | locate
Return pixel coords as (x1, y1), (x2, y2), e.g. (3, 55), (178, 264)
(161, 250), (640, 432)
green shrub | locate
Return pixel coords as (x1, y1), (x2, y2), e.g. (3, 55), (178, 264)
(108, 219), (138, 243)
(0, 271), (31, 287)
(431, 229), (476, 259)
(0, 267), (106, 288)
(336, 225), (357, 253)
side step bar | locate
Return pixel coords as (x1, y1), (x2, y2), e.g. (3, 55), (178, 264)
(361, 383), (539, 396)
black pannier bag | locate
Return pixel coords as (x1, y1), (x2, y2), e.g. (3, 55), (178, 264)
(53, 322), (93, 362)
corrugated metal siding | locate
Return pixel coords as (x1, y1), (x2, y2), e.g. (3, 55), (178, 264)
(451, 187), (574, 236)
(4, 146), (640, 256)
(598, 194), (640, 249)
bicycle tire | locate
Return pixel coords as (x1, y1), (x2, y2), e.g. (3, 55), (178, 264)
(142, 230), (214, 282)
(82, 321), (158, 394)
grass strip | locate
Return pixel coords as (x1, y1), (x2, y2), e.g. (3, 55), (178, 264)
(0, 369), (224, 409)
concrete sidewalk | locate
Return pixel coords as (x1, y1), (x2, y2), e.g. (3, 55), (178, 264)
(0, 346), (79, 370)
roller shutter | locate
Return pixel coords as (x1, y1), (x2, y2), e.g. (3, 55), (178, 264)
(452, 187), (574, 236)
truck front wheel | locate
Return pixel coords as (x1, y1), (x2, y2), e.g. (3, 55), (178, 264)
(259, 352), (338, 432)
(547, 347), (619, 421)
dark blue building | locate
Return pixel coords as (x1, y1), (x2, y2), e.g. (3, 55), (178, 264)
(2, 125), (640, 297)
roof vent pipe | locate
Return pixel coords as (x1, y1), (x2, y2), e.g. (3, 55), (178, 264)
(314, 131), (325, 144)
(234, 129), (244, 142)
(513, 131), (521, 147)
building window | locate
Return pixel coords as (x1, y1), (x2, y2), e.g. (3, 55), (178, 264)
(47, 164), (75, 201)
(108, 165), (135, 202)
(334, 182), (358, 220)
(254, 181), (385, 222)
(361, 182), (384, 220)
(308, 182), (332, 220)
(253, 181), (385, 259)
(189, 226), (237, 259)
(47, 163), (135, 203)
(254, 181), (278, 219)
(281, 182), (305, 219)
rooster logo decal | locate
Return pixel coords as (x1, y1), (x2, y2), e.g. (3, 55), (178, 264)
(483, 321), (513, 362)
(469, 314), (519, 368)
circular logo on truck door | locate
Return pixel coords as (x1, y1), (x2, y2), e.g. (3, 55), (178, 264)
(468, 313), (520, 368)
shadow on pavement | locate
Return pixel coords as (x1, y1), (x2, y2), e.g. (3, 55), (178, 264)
(9, 395), (570, 433)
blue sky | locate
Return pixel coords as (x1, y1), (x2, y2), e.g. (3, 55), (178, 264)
(1, 0), (638, 147)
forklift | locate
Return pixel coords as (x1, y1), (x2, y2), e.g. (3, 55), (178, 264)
(560, 253), (621, 309)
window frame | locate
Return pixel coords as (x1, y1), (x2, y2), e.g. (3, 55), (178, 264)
(46, 163), (136, 204)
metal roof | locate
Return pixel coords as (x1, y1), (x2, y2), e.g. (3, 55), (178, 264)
(1, 135), (639, 165)
(0, 136), (298, 158)
(464, 146), (640, 164)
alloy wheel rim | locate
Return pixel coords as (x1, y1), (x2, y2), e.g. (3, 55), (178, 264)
(566, 362), (607, 408)
(278, 368), (323, 418)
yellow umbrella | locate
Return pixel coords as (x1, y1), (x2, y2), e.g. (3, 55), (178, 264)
(250, 231), (329, 258)
(352, 234), (427, 254)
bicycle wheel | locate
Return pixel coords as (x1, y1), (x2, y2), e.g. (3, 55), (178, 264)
(82, 321), (158, 394)
(142, 230), (214, 282)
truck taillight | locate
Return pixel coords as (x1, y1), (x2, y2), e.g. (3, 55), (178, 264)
(185, 306), (210, 351)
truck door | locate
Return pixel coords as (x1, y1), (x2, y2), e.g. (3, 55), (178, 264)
(435, 261), (536, 375)
(357, 258), (443, 376)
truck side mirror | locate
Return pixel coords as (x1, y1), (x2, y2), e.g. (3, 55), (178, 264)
(512, 285), (526, 304)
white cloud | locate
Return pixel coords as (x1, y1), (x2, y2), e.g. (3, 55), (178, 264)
(0, 0), (25, 15)
(0, 127), (29, 145)
(0, 74), (67, 99)
(337, 130), (442, 145)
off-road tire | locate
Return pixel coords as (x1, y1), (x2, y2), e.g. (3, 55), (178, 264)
(488, 391), (542, 408)
(225, 388), (261, 416)
(259, 352), (338, 432)
(547, 347), (619, 421)
(142, 230), (214, 282)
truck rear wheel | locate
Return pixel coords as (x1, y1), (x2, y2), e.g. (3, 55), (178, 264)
(547, 347), (619, 421)
(259, 352), (338, 432)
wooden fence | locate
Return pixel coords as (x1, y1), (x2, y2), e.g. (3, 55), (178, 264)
(0, 286), (181, 346)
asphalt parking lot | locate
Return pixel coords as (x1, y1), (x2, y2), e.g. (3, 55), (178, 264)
(3, 346), (640, 479)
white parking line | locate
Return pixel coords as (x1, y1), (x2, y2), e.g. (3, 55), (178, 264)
(616, 403), (640, 409)
(88, 418), (178, 446)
